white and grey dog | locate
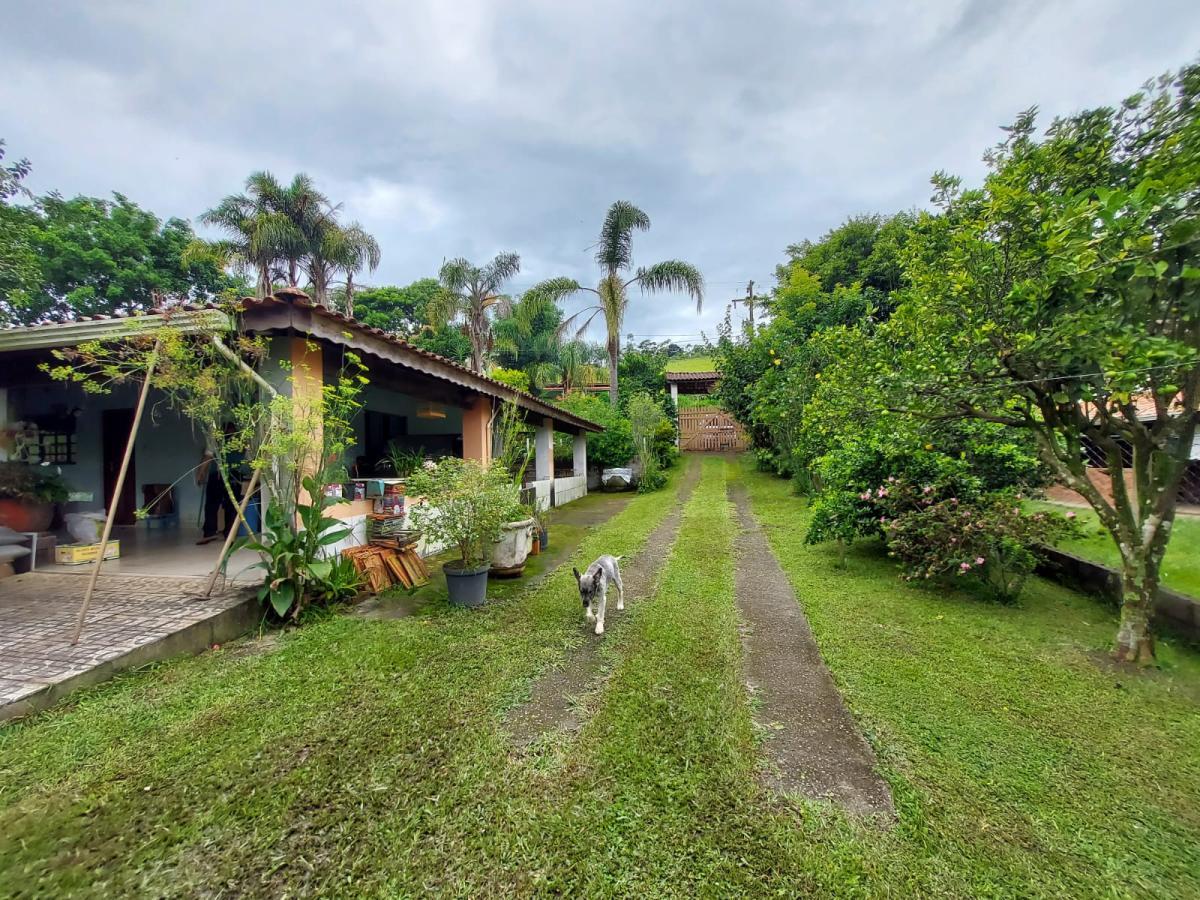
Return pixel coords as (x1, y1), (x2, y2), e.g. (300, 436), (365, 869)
(573, 555), (625, 635)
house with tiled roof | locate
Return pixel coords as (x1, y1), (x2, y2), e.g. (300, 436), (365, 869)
(0, 288), (601, 576)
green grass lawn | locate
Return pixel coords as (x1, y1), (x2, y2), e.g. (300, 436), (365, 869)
(2, 458), (1198, 896)
(745, 463), (1200, 897)
(1034, 500), (1200, 599)
(674, 393), (721, 410)
(664, 355), (716, 373)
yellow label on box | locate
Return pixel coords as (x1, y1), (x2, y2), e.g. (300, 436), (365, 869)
(55, 541), (121, 565)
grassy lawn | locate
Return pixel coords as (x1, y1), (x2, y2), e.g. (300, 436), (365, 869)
(664, 355), (716, 373)
(745, 462), (1200, 897)
(1034, 500), (1200, 599)
(2, 457), (1199, 896)
(674, 393), (721, 410)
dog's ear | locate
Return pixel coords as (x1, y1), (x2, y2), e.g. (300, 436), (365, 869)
(572, 567), (581, 583)
(591, 570), (603, 589)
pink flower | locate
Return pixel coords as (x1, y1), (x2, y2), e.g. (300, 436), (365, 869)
(922, 485), (933, 494)
(960, 561), (971, 570)
(877, 488), (889, 498)
(975, 556), (985, 565)
(1066, 511), (1077, 519)
(887, 476), (896, 483)
(949, 497), (958, 504)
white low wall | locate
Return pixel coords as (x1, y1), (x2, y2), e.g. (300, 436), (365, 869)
(553, 474), (586, 506)
(528, 479), (553, 512)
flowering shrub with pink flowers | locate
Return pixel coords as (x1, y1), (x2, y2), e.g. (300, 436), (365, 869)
(870, 481), (1080, 602)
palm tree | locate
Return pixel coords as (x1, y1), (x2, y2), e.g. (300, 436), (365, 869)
(199, 172), (322, 298)
(429, 253), (521, 374)
(527, 201), (703, 405)
(556, 340), (607, 394)
(305, 221), (382, 312)
(493, 293), (564, 393)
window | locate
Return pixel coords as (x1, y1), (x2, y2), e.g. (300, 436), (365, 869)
(24, 410), (79, 465)
(364, 410), (408, 468)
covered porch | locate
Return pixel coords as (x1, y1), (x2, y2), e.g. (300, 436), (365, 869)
(0, 291), (601, 581)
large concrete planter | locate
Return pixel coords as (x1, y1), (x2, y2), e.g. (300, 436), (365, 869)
(490, 518), (534, 575)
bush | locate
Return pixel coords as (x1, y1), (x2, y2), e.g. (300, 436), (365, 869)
(870, 480), (1078, 602)
(405, 457), (518, 569)
(488, 367), (531, 393)
(637, 467), (668, 493)
(553, 392), (635, 470)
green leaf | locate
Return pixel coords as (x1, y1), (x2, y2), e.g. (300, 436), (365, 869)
(269, 581), (296, 617)
(318, 527), (352, 546)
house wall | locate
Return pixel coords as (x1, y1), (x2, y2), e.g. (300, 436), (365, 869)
(6, 380), (208, 520)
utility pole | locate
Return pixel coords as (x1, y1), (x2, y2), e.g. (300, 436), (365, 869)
(730, 280), (758, 330)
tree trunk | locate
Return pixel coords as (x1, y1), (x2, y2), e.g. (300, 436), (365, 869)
(607, 336), (619, 407)
(345, 273), (355, 318)
(1115, 579), (1156, 665)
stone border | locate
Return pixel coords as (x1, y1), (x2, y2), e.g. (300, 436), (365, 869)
(1036, 547), (1200, 642)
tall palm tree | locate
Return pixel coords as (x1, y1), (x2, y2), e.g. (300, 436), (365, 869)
(305, 221), (381, 312)
(527, 201), (703, 405)
(429, 253), (521, 373)
(199, 172), (323, 298)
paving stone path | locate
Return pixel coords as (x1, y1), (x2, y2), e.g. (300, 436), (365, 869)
(507, 457), (702, 748)
(0, 572), (252, 722)
(730, 482), (894, 819)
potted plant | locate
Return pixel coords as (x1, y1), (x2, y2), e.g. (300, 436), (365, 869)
(491, 502), (535, 575)
(533, 503), (552, 551)
(406, 457), (518, 608)
(0, 462), (69, 532)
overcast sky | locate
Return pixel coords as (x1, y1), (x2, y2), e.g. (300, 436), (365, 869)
(3, 1), (1199, 344)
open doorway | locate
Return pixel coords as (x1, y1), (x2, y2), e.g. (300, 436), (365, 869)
(101, 408), (137, 526)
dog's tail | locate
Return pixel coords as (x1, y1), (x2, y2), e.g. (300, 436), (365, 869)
(614, 555), (624, 562)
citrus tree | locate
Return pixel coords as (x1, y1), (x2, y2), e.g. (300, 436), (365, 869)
(871, 67), (1200, 663)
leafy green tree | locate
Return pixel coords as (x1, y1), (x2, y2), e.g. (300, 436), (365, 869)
(199, 171), (380, 308)
(0, 140), (39, 322)
(344, 279), (440, 334)
(430, 253), (522, 373)
(14, 194), (232, 324)
(867, 68), (1200, 663)
(528, 201), (703, 405)
(779, 211), (915, 295)
(555, 340), (607, 393)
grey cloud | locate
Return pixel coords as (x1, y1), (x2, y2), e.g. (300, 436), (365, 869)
(2, 0), (1198, 341)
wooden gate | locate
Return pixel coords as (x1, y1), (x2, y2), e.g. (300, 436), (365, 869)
(678, 406), (749, 452)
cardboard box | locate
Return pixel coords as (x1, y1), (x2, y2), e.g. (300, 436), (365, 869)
(55, 541), (121, 566)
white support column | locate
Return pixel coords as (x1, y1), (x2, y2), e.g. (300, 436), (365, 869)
(669, 382), (679, 408)
(535, 417), (554, 482)
(573, 432), (588, 478)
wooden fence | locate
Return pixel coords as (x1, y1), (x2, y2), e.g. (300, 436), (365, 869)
(677, 406), (749, 452)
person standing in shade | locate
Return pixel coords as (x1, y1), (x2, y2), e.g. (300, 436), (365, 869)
(196, 431), (245, 545)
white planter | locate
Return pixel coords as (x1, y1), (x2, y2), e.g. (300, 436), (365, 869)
(491, 517), (535, 572)
(601, 467), (633, 491)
